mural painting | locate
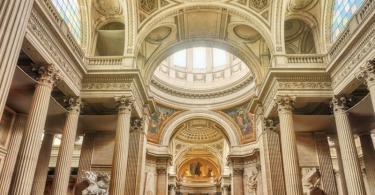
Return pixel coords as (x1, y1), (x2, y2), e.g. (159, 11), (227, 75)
(222, 103), (256, 143)
(147, 104), (179, 143)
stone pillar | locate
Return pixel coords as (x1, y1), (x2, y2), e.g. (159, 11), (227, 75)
(109, 96), (133, 195)
(0, 0), (35, 120)
(76, 133), (95, 184)
(275, 96), (303, 195)
(232, 168), (244, 195)
(157, 167), (168, 195)
(330, 135), (348, 195)
(260, 118), (287, 195)
(331, 96), (366, 195)
(0, 114), (27, 194)
(10, 65), (60, 195)
(125, 118), (148, 195)
(168, 184), (176, 195)
(31, 132), (55, 195)
(359, 132), (375, 194)
(357, 59), (375, 112)
(314, 133), (338, 195)
(51, 98), (81, 195)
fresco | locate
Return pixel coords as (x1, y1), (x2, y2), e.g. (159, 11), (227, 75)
(179, 159), (219, 180)
(148, 104), (177, 134)
(223, 104), (254, 135)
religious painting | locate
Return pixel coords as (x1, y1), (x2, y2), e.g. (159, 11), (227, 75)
(178, 158), (219, 182)
(147, 104), (179, 143)
(0, 108), (15, 148)
(221, 103), (256, 143)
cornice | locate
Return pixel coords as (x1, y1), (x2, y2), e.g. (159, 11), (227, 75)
(150, 75), (255, 99)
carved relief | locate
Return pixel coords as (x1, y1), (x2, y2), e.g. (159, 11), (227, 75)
(249, 0), (269, 11)
(146, 26), (172, 43)
(94, 0), (123, 16)
(140, 0), (158, 14)
(81, 171), (110, 195)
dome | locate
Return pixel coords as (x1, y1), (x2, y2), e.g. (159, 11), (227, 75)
(174, 119), (224, 144)
(150, 47), (256, 109)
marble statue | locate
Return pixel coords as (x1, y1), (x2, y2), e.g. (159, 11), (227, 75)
(82, 171), (110, 195)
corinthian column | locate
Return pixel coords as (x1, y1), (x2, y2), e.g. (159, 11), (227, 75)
(51, 97), (81, 195)
(109, 96), (133, 195)
(260, 119), (286, 195)
(125, 118), (148, 195)
(31, 132), (55, 195)
(0, 114), (27, 194)
(359, 132), (375, 194)
(10, 64), (60, 195)
(275, 96), (303, 195)
(331, 96), (366, 195)
(0, 0), (35, 120)
(357, 59), (375, 112)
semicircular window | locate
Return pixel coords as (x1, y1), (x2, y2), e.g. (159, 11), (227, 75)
(332, 0), (365, 41)
(52, 0), (82, 43)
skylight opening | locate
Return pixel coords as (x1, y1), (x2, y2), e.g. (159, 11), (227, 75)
(173, 49), (187, 67)
(213, 48), (227, 67)
(193, 47), (207, 69)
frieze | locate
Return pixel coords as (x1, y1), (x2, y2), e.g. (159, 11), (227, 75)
(27, 10), (82, 90)
(278, 82), (332, 90)
(82, 83), (132, 90)
(331, 21), (375, 90)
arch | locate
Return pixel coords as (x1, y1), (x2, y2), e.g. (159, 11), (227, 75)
(285, 13), (322, 53)
(160, 110), (241, 146)
(134, 3), (275, 54)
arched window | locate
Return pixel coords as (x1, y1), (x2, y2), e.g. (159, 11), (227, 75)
(332, 0), (365, 41)
(52, 0), (82, 43)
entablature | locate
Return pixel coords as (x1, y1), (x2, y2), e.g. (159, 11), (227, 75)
(258, 68), (332, 117)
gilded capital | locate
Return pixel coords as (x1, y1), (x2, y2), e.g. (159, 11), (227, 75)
(357, 59), (375, 87)
(114, 96), (134, 113)
(64, 97), (82, 113)
(330, 95), (350, 113)
(275, 96), (295, 112)
(35, 64), (61, 87)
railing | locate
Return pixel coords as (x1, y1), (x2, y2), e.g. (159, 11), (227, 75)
(286, 54), (326, 64)
(85, 56), (127, 66)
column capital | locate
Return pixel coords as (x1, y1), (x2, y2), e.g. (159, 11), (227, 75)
(232, 168), (244, 176)
(130, 118), (144, 133)
(168, 184), (176, 190)
(330, 95), (351, 113)
(356, 59), (375, 87)
(114, 96), (134, 114)
(64, 97), (82, 113)
(263, 118), (278, 132)
(275, 96), (295, 112)
(34, 64), (61, 87)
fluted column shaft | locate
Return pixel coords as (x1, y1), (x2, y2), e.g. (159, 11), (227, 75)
(0, 114), (27, 194)
(314, 133), (338, 195)
(51, 98), (81, 195)
(260, 119), (286, 195)
(0, 0), (34, 120)
(331, 135), (348, 195)
(10, 65), (60, 195)
(76, 133), (94, 185)
(331, 96), (366, 195)
(31, 133), (55, 195)
(125, 118), (147, 195)
(359, 133), (375, 195)
(109, 96), (133, 195)
(276, 96), (303, 195)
